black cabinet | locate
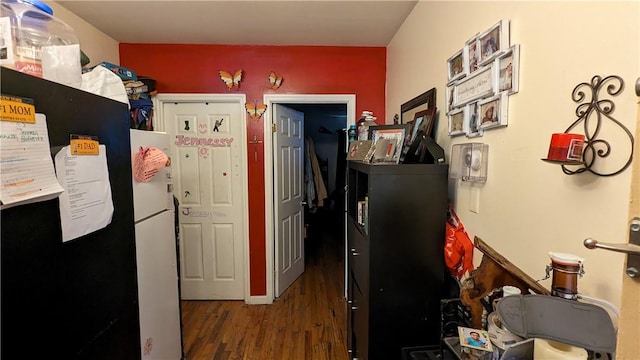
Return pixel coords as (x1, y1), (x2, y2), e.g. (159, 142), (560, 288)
(347, 161), (448, 360)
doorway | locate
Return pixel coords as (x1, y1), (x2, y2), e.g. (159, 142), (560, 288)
(155, 93), (250, 301)
(264, 94), (356, 302)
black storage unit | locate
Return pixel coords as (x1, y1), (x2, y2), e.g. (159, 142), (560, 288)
(347, 161), (448, 360)
(1, 68), (141, 359)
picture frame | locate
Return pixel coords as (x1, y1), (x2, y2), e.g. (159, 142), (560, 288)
(497, 44), (519, 95)
(478, 19), (510, 66)
(406, 115), (424, 148)
(453, 63), (496, 107)
(346, 140), (373, 161)
(448, 108), (466, 136)
(412, 108), (437, 139)
(447, 48), (467, 84)
(446, 84), (456, 114)
(464, 101), (483, 137)
(400, 87), (436, 124)
(477, 94), (507, 130)
(458, 326), (493, 352)
(367, 125), (407, 164)
(464, 34), (480, 74)
(369, 124), (410, 144)
(401, 109), (435, 162)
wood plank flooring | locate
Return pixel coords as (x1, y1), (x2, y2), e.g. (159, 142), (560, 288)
(180, 209), (348, 360)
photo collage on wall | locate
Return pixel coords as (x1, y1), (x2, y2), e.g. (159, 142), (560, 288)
(445, 19), (520, 138)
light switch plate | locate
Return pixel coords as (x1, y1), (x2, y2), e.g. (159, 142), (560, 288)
(470, 187), (480, 214)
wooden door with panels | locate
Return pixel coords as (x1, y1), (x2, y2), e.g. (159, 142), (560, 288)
(273, 104), (306, 297)
(164, 100), (247, 300)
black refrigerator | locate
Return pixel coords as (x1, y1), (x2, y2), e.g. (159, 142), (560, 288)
(1, 68), (141, 359)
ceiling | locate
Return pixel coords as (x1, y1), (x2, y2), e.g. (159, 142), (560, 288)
(57, 0), (418, 47)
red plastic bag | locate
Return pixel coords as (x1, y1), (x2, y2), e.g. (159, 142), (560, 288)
(444, 205), (474, 279)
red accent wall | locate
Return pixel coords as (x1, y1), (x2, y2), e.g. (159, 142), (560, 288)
(120, 44), (386, 296)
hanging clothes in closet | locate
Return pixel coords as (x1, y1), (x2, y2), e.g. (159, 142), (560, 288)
(304, 136), (328, 211)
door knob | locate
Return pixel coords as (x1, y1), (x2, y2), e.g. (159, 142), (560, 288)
(583, 238), (640, 256)
(583, 217), (640, 279)
(300, 201), (308, 206)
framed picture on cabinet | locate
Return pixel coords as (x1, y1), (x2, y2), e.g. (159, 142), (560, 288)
(412, 108), (437, 139)
(368, 125), (407, 164)
(400, 87), (436, 124)
(447, 48), (467, 84)
(497, 44), (520, 95)
(478, 19), (510, 65)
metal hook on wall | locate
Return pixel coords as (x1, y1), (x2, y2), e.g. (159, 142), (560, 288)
(558, 75), (634, 176)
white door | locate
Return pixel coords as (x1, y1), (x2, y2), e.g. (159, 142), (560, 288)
(273, 104), (305, 297)
(616, 90), (640, 357)
(164, 101), (246, 300)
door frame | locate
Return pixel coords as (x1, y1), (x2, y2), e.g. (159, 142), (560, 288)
(153, 93), (251, 302)
(263, 94), (356, 303)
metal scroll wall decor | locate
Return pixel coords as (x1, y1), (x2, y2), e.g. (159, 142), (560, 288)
(561, 75), (634, 176)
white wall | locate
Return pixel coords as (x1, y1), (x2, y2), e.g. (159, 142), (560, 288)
(387, 1), (639, 310)
(49, 1), (119, 66)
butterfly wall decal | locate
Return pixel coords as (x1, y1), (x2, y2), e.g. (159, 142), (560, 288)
(245, 101), (267, 121)
(268, 71), (283, 90)
(218, 69), (243, 90)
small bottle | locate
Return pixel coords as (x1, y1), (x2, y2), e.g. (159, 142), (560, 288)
(357, 111), (374, 140)
(357, 120), (368, 141)
(348, 125), (357, 143)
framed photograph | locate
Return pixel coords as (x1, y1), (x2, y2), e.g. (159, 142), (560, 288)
(458, 326), (493, 352)
(447, 48), (467, 83)
(478, 19), (510, 65)
(413, 108), (436, 139)
(478, 94), (508, 130)
(497, 44), (520, 95)
(453, 63), (496, 107)
(346, 140), (373, 161)
(465, 34), (480, 74)
(465, 102), (483, 138)
(406, 116), (424, 147)
(369, 124), (410, 143)
(448, 108), (465, 136)
(368, 125), (407, 164)
(446, 84), (456, 114)
(400, 87), (436, 124)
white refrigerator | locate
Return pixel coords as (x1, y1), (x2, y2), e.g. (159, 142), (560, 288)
(130, 129), (183, 359)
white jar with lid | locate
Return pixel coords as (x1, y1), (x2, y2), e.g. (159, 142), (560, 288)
(1, 0), (80, 81)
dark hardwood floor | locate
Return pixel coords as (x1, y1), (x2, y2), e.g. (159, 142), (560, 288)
(180, 207), (348, 360)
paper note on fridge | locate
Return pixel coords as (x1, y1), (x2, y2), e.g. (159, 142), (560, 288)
(133, 146), (169, 183)
(0, 113), (64, 210)
(55, 144), (114, 242)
